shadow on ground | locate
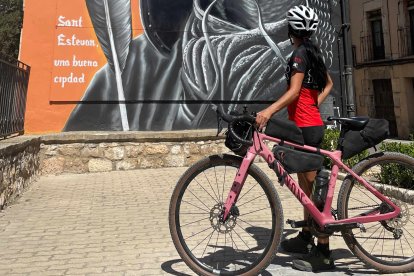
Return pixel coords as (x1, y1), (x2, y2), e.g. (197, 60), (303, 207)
(162, 229), (378, 275)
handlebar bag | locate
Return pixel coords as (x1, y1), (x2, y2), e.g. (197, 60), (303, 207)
(225, 121), (253, 156)
(273, 146), (324, 173)
(265, 117), (305, 145)
(341, 119), (390, 160)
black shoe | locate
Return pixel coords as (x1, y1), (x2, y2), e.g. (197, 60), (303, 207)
(280, 231), (314, 254)
(292, 246), (335, 272)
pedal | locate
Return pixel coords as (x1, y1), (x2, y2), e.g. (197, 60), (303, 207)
(286, 219), (308, 228)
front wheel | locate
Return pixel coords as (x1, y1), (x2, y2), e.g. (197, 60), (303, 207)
(337, 152), (414, 273)
(169, 154), (283, 276)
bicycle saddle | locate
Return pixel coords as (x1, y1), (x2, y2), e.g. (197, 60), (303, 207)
(327, 116), (369, 130)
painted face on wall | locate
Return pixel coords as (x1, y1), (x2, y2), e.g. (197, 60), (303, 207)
(64, 0), (340, 131)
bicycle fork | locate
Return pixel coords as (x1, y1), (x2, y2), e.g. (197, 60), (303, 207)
(221, 152), (256, 222)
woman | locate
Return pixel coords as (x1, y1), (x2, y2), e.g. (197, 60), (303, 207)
(255, 5), (334, 272)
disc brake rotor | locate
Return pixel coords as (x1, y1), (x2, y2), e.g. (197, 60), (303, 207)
(209, 203), (238, 234)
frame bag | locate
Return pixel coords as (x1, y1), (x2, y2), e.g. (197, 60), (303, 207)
(273, 146), (324, 173)
(341, 119), (390, 160)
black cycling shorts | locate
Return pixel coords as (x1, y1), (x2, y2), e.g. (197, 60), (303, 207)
(300, 126), (325, 148)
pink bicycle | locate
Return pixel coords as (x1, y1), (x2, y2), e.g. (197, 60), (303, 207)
(169, 109), (414, 275)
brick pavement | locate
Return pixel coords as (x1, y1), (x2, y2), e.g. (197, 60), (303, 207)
(0, 162), (412, 276)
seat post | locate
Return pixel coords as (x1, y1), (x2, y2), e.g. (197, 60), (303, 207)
(336, 127), (347, 151)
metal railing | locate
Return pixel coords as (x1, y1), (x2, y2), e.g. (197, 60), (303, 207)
(360, 34), (386, 62)
(398, 27), (414, 58)
(0, 56), (31, 139)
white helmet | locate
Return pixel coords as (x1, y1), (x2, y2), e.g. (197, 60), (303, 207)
(287, 5), (319, 37)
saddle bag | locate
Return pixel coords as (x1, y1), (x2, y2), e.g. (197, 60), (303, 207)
(273, 146), (324, 173)
(341, 119), (390, 160)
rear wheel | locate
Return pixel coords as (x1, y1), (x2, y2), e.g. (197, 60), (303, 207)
(337, 152), (414, 273)
(169, 154), (283, 275)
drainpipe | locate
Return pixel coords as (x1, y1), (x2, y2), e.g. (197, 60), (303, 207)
(341, 0), (356, 117)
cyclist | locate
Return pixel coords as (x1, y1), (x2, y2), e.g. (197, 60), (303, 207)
(255, 5), (334, 272)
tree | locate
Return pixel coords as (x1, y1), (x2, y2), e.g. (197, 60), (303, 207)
(0, 0), (23, 61)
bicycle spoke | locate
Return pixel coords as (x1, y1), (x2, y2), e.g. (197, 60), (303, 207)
(369, 227), (384, 254)
(192, 228), (216, 252)
(194, 177), (219, 205)
(240, 207), (270, 217)
(350, 196), (374, 207)
(202, 171), (220, 203)
(237, 217), (257, 228)
(381, 227), (385, 258)
(201, 229), (216, 258)
(238, 194), (266, 208)
(181, 199), (210, 213)
(233, 228), (252, 252)
(187, 189), (213, 211)
(399, 237), (405, 259)
(181, 212), (210, 215)
(213, 167), (221, 203)
(402, 226), (414, 240)
(360, 224), (382, 246)
(213, 230), (220, 255)
(392, 236), (396, 262)
(237, 183), (259, 203)
(186, 226), (213, 240)
(403, 233), (414, 255)
(181, 217), (210, 228)
(236, 223), (256, 242)
(222, 166), (227, 204)
(354, 183), (380, 205)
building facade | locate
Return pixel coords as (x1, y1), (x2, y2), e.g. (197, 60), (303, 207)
(350, 0), (414, 138)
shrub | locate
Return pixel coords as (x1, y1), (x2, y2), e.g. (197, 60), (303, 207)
(377, 141), (414, 189)
(380, 141), (414, 158)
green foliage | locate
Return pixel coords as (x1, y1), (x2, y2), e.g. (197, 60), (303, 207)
(379, 142), (414, 158)
(0, 0), (23, 60)
(321, 128), (369, 169)
(377, 142), (414, 189)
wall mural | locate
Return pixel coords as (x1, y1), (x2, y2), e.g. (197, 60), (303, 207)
(62, 0), (341, 131)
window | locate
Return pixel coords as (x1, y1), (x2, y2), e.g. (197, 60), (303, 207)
(368, 10), (385, 60)
(372, 79), (398, 137)
(409, 1), (414, 55)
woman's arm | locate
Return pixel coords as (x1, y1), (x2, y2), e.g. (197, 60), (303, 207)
(318, 73), (333, 106)
(256, 71), (304, 130)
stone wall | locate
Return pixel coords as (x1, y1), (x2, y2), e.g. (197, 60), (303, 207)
(40, 140), (229, 175)
(0, 137), (41, 208)
(38, 130), (231, 175)
(0, 130), (269, 208)
(0, 131), (231, 208)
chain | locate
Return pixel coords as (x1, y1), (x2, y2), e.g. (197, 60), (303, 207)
(331, 234), (399, 240)
(346, 204), (379, 211)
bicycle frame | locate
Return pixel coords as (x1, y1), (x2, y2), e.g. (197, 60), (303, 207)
(222, 131), (401, 230)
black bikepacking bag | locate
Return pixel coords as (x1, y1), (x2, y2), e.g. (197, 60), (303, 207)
(273, 146), (324, 173)
(225, 120), (253, 157)
(265, 116), (305, 145)
(342, 119), (390, 160)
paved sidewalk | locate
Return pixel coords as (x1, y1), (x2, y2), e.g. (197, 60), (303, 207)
(0, 163), (410, 275)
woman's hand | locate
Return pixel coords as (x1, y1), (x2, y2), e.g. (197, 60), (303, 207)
(256, 109), (273, 131)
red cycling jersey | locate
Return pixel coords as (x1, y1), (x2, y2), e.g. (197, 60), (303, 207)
(288, 87), (323, 127)
(285, 44), (324, 127)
